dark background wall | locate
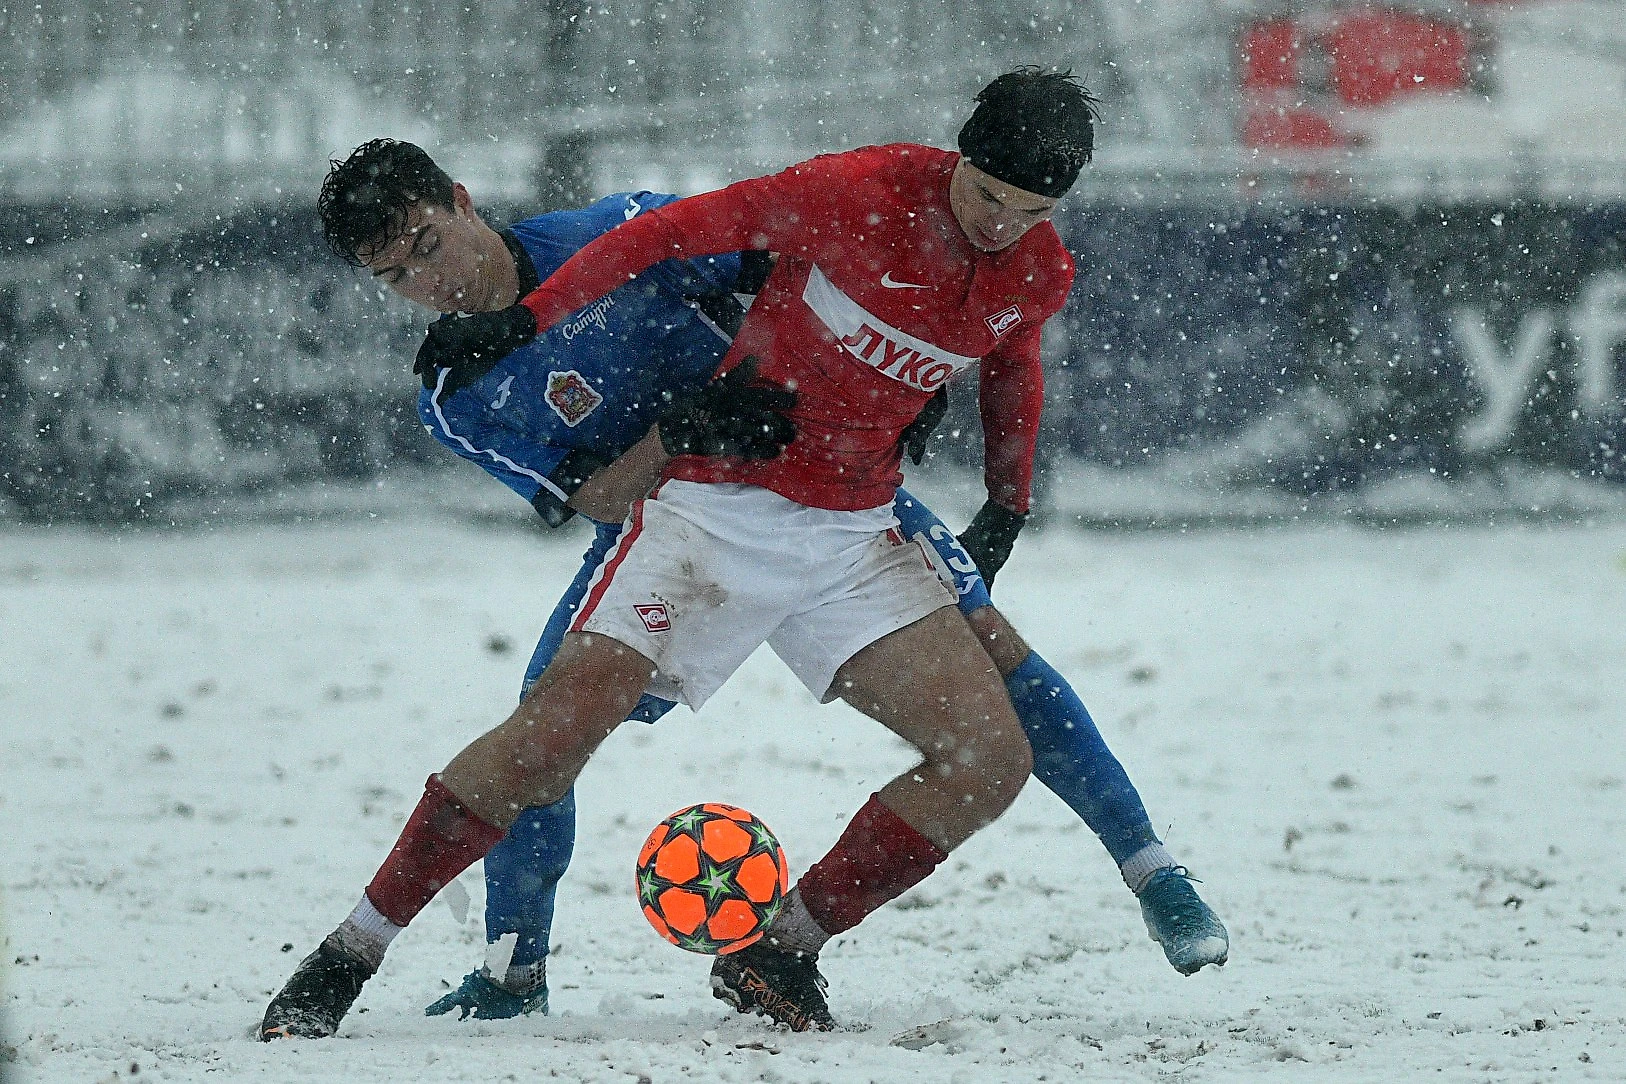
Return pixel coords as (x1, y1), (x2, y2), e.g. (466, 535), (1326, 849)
(3, 199), (1624, 523)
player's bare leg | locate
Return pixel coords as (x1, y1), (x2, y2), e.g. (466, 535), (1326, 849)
(261, 632), (654, 1040)
(714, 606), (1032, 1030)
(438, 632), (653, 826)
(835, 606), (1033, 851)
(964, 602), (1032, 674)
(964, 604), (1228, 974)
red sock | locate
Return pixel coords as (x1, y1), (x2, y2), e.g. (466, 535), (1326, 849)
(796, 795), (948, 936)
(364, 775), (506, 927)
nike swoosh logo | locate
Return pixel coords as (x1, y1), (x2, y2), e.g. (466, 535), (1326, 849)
(880, 272), (931, 290)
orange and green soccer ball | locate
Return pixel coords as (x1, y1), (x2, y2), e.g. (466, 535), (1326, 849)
(636, 803), (790, 955)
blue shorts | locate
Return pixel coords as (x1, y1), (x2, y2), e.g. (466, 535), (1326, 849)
(520, 486), (990, 719)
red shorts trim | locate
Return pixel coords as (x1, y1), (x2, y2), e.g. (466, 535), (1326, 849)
(570, 493), (651, 634)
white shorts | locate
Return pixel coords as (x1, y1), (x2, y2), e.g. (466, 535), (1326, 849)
(570, 480), (957, 709)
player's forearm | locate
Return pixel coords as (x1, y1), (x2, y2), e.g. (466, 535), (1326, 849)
(521, 182), (779, 333)
(565, 429), (671, 523)
(977, 335), (1045, 515)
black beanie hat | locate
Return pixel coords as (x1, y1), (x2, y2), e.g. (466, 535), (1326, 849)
(957, 68), (1098, 198)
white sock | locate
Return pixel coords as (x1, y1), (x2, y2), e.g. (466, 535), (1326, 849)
(1120, 843), (1178, 895)
(762, 888), (831, 956)
(490, 960), (547, 996)
(481, 933), (547, 995)
(333, 895), (402, 972)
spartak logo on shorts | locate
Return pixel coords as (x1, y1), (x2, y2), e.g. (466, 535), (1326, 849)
(985, 305), (1023, 337)
(545, 370), (604, 427)
(635, 603), (671, 633)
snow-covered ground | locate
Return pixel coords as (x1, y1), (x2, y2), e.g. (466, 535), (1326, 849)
(4, 514), (1625, 1082)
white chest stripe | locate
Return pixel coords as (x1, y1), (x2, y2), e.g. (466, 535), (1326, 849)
(801, 264), (977, 393)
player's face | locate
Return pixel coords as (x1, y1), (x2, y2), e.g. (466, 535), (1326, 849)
(359, 184), (491, 313)
(948, 159), (1058, 253)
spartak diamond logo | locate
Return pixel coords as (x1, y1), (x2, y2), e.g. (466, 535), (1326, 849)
(986, 305), (1023, 337)
(635, 604), (671, 633)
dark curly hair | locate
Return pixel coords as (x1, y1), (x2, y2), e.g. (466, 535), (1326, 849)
(318, 139), (455, 266)
(958, 67), (1101, 198)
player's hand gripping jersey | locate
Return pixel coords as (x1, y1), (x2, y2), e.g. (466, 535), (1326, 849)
(518, 145), (1075, 512)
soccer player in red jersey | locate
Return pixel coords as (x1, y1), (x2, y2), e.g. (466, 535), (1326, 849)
(424, 78), (1077, 532)
(263, 68), (1159, 1038)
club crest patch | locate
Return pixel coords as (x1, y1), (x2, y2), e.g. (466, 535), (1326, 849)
(635, 603), (671, 633)
(545, 370), (604, 427)
(986, 305), (1023, 337)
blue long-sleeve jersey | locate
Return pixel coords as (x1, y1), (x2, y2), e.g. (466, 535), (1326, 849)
(416, 191), (742, 520)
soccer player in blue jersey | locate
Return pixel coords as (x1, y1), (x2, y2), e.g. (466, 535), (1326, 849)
(261, 139), (1225, 1038)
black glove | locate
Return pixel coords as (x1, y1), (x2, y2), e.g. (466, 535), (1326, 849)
(413, 304), (538, 392)
(658, 358), (797, 459)
(899, 387), (949, 466)
(957, 499), (1029, 589)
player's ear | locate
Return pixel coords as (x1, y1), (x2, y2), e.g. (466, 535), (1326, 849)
(452, 182), (475, 216)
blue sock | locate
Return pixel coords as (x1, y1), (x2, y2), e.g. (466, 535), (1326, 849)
(1006, 651), (1160, 865)
(483, 789), (576, 970)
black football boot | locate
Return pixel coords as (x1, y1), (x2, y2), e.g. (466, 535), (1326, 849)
(710, 939), (834, 1032)
(259, 933), (375, 1040)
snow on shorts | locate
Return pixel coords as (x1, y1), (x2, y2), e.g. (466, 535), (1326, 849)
(569, 480), (957, 710)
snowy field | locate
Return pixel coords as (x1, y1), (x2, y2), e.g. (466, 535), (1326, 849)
(4, 513), (1625, 1082)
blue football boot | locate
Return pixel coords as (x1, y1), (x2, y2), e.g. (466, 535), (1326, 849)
(1138, 868), (1229, 975)
(426, 970), (549, 1020)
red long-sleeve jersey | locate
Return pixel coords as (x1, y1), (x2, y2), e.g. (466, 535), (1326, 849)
(520, 144), (1074, 513)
